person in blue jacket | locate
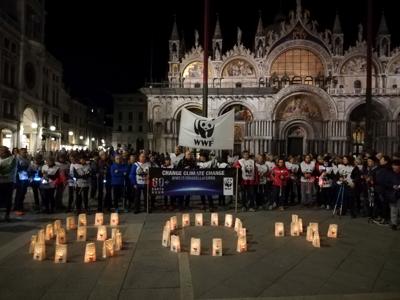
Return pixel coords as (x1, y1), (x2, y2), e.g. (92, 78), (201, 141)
(110, 155), (128, 212)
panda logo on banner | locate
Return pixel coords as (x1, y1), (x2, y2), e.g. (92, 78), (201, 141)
(223, 177), (234, 196)
(178, 108), (234, 150)
(194, 119), (215, 139)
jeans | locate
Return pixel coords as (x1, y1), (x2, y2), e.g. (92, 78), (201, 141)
(301, 182), (315, 205)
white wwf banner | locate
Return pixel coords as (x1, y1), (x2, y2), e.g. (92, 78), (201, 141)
(178, 108), (234, 150)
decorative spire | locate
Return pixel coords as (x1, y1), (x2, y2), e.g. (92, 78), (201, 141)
(378, 10), (389, 35)
(333, 11), (342, 34)
(256, 10), (264, 36)
(296, 0), (302, 19)
(170, 15), (179, 40)
(213, 13), (222, 39)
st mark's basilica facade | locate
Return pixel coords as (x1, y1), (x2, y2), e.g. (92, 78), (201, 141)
(142, 1), (400, 156)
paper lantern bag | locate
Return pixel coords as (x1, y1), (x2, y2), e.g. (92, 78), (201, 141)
(45, 224), (54, 240)
(274, 222), (284, 237)
(212, 238), (223, 256)
(110, 212), (119, 226)
(54, 244), (67, 263)
(170, 216), (178, 230)
(234, 218), (242, 232)
(94, 213), (104, 226)
(33, 242), (46, 261)
(77, 226), (87, 242)
(56, 228), (67, 244)
(170, 235), (181, 253)
(236, 236), (247, 253)
(162, 226), (170, 247)
(182, 214), (190, 227)
(190, 238), (201, 256)
(29, 235), (37, 254)
(327, 224), (338, 238)
(78, 213), (87, 227)
(66, 216), (77, 230)
(84, 243), (96, 263)
(102, 239), (115, 258)
(225, 214), (233, 227)
(97, 225), (107, 241)
(211, 213), (219, 226)
(115, 232), (123, 251)
(290, 222), (300, 237)
(195, 213), (203, 226)
(53, 220), (62, 232)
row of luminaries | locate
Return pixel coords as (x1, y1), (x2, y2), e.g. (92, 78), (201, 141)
(162, 213), (247, 256)
(275, 214), (338, 248)
(29, 213), (123, 263)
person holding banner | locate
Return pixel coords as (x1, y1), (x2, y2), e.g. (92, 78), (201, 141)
(197, 151), (215, 211)
(130, 153), (150, 213)
(170, 146), (184, 168)
(234, 150), (258, 212)
(161, 157), (174, 210)
(271, 158), (290, 211)
(177, 150), (198, 210)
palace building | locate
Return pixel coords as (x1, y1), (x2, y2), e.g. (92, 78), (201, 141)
(141, 0), (400, 156)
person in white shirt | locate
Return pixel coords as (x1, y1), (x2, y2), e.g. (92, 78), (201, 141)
(70, 155), (91, 213)
(234, 150), (257, 212)
(256, 154), (269, 209)
(265, 154), (276, 209)
(170, 146), (184, 168)
(286, 155), (300, 205)
(300, 154), (316, 206)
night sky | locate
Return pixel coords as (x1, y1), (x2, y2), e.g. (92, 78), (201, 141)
(44, 0), (398, 110)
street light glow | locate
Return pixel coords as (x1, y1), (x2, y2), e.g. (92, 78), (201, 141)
(31, 122), (38, 129)
(50, 125), (56, 131)
(68, 131), (74, 136)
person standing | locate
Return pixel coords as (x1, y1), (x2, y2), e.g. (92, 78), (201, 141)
(14, 148), (31, 216)
(111, 155), (129, 212)
(177, 151), (197, 210)
(70, 155), (91, 213)
(30, 154), (44, 212)
(55, 152), (69, 211)
(130, 153), (150, 213)
(271, 158), (290, 211)
(40, 156), (60, 214)
(234, 150), (258, 212)
(387, 160), (400, 230)
(0, 146), (17, 221)
(170, 146), (184, 168)
(300, 154), (316, 207)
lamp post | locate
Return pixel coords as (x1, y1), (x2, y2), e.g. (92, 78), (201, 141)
(202, 0), (209, 118)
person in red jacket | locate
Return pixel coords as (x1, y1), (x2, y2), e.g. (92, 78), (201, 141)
(234, 150), (258, 212)
(271, 158), (290, 211)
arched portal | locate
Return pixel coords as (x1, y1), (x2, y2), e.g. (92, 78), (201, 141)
(219, 104), (253, 154)
(274, 93), (325, 155)
(349, 102), (388, 154)
(21, 107), (38, 152)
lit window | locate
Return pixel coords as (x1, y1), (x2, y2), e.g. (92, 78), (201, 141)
(270, 48), (324, 78)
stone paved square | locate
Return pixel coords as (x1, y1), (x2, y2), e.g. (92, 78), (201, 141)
(1, 208), (400, 300)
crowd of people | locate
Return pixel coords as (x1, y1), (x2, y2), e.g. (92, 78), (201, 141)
(0, 145), (399, 230)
